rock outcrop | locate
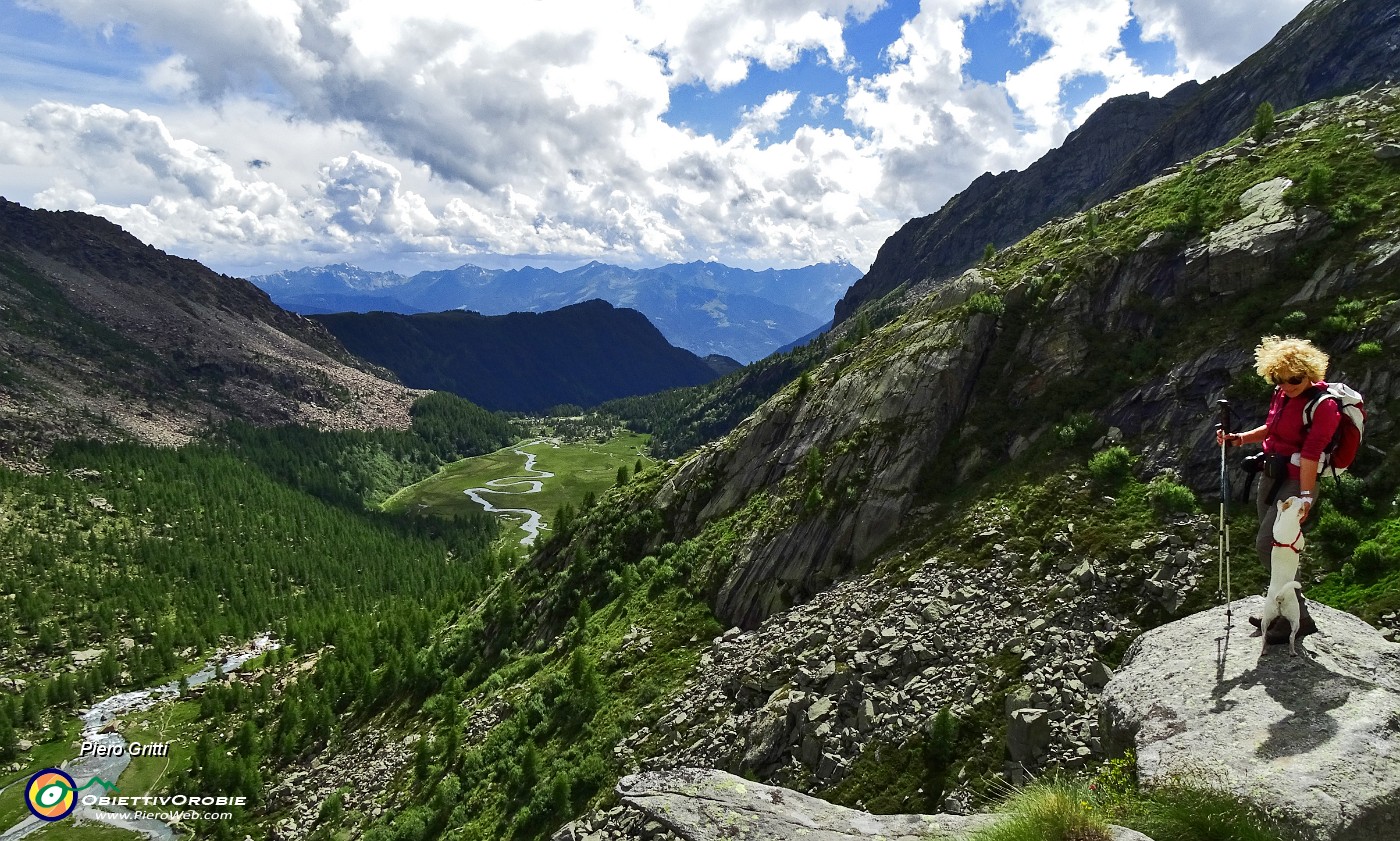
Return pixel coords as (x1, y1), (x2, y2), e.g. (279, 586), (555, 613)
(587, 768), (1154, 841)
(835, 0), (1400, 326)
(1101, 595), (1400, 841)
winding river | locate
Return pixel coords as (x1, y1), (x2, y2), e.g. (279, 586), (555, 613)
(463, 440), (556, 546)
(0, 635), (279, 841)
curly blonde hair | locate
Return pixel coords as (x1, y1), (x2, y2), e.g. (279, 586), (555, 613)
(1253, 335), (1329, 383)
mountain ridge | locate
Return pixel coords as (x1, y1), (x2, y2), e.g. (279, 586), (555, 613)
(834, 0), (1400, 326)
(313, 300), (730, 413)
(0, 197), (421, 469)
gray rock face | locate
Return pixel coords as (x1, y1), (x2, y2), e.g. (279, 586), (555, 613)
(615, 768), (1155, 841)
(1184, 177), (1329, 294)
(1100, 596), (1400, 841)
(657, 310), (999, 629)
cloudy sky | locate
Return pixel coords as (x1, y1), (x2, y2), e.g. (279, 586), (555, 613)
(0, 0), (1309, 278)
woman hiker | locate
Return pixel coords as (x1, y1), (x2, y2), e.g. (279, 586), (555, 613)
(1216, 335), (1339, 637)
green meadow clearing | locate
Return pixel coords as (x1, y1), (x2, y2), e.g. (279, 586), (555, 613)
(381, 431), (655, 544)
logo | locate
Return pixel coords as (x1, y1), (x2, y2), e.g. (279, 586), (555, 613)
(25, 768), (120, 822)
(25, 769), (77, 822)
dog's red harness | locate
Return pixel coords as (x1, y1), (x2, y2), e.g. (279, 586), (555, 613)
(1272, 530), (1304, 552)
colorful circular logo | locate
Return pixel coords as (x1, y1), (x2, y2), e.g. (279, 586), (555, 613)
(25, 768), (78, 822)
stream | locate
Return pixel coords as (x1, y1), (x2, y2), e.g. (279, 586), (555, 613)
(463, 440), (556, 546)
(1, 635), (279, 841)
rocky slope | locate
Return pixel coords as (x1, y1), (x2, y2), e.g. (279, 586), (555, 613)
(531, 84), (1399, 839)
(561, 593), (1400, 841)
(0, 198), (421, 469)
(597, 83), (1400, 633)
(834, 0), (1400, 326)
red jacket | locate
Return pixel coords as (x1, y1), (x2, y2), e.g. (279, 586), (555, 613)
(1262, 382), (1342, 477)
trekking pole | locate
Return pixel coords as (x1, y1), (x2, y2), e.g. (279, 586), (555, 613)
(1217, 399), (1232, 626)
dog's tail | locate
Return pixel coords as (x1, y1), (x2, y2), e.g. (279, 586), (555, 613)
(1272, 581), (1302, 608)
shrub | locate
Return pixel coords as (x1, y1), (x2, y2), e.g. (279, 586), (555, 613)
(1175, 188), (1206, 237)
(1355, 341), (1383, 359)
(1352, 539), (1396, 580)
(1146, 474), (1196, 515)
(1317, 314), (1356, 337)
(1276, 310), (1307, 332)
(1088, 447), (1136, 487)
(966, 292), (1007, 317)
(1310, 510), (1364, 566)
(1055, 412), (1098, 449)
(983, 242), (997, 263)
(1288, 163), (1332, 205)
(1332, 194), (1381, 227)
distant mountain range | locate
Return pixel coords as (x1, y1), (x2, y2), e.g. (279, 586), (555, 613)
(251, 260), (863, 363)
(314, 301), (734, 413)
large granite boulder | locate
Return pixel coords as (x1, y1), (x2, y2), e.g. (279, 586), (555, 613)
(1101, 596), (1400, 841)
(615, 768), (1153, 841)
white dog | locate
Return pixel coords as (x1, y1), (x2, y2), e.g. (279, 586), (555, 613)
(1261, 496), (1306, 656)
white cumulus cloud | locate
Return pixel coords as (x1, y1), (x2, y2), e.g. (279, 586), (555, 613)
(1, 0), (1316, 277)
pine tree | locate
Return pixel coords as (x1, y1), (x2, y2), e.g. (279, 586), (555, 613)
(1252, 101), (1275, 142)
(0, 707), (17, 761)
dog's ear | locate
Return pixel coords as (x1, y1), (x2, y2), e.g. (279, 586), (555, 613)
(1277, 498), (1289, 513)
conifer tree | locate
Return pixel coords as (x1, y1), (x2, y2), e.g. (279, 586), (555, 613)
(0, 707), (17, 761)
(1252, 101), (1275, 142)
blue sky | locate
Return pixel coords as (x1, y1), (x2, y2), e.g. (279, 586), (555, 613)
(0, 0), (1310, 277)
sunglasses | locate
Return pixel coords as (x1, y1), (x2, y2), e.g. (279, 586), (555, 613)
(1271, 373), (1306, 386)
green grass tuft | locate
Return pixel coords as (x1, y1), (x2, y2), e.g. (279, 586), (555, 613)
(968, 777), (1113, 841)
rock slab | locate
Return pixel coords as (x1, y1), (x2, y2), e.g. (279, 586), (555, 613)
(1101, 596), (1400, 841)
(616, 768), (1153, 841)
